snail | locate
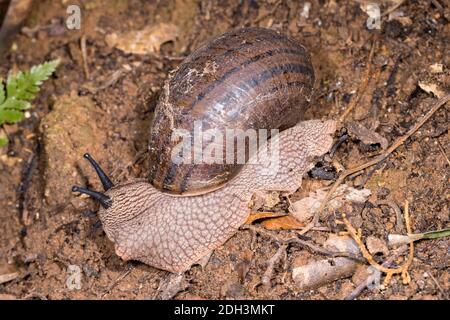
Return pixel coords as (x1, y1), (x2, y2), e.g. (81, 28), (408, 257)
(72, 28), (336, 273)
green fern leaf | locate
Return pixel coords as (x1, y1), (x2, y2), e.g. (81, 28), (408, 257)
(0, 109), (24, 123)
(1, 98), (31, 110)
(6, 59), (60, 101)
(0, 59), (59, 132)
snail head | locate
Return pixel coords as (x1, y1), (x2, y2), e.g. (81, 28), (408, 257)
(72, 154), (161, 249)
(71, 153), (114, 209)
(72, 154), (155, 227)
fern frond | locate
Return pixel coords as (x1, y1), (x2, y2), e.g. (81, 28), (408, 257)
(6, 59), (60, 103)
(0, 59), (59, 129)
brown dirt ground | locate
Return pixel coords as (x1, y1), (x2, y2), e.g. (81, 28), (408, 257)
(0, 0), (448, 300)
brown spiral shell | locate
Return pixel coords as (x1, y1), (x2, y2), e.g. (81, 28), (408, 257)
(148, 27), (315, 194)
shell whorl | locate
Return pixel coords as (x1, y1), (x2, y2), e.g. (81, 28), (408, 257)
(148, 27), (315, 194)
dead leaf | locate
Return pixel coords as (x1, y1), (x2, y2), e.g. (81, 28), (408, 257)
(105, 23), (179, 55)
(418, 81), (445, 98)
(260, 215), (305, 230)
(347, 122), (388, 149)
(245, 211), (285, 225)
(291, 184), (372, 223)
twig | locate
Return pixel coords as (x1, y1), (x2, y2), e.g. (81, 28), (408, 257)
(375, 199), (405, 233)
(338, 200), (414, 286)
(100, 265), (133, 298)
(80, 35), (90, 80)
(254, 0), (282, 24)
(83, 67), (130, 94)
(436, 139), (450, 166)
(430, 0), (443, 11)
(23, 292), (48, 300)
(261, 244), (287, 287)
(339, 38), (376, 123)
(146, 51), (186, 62)
(299, 94), (450, 235)
(381, 0), (406, 17)
(428, 270), (447, 298)
(356, 158), (386, 187)
(0, 272), (19, 284)
(243, 225), (365, 263)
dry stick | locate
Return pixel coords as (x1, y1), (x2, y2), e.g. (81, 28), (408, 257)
(0, 272), (19, 285)
(299, 94), (450, 236)
(253, 0), (282, 24)
(375, 199), (405, 233)
(100, 265), (133, 298)
(428, 270), (447, 298)
(430, 0), (444, 11)
(436, 139), (450, 166)
(80, 35), (90, 80)
(357, 158), (386, 187)
(339, 38), (376, 123)
(243, 225), (365, 263)
(340, 201), (414, 286)
(381, 0), (406, 17)
(261, 244), (287, 287)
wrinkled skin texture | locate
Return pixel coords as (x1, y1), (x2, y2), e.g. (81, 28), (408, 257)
(99, 120), (336, 273)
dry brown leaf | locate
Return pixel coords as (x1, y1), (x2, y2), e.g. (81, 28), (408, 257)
(105, 23), (179, 55)
(260, 215), (305, 230)
(245, 211), (285, 225)
(347, 122), (388, 149)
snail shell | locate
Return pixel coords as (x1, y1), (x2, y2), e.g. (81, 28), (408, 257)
(148, 27), (315, 194)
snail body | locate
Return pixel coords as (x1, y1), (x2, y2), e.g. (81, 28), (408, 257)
(99, 120), (335, 273)
(72, 28), (337, 273)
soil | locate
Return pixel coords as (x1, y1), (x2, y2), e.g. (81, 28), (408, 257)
(0, 0), (448, 300)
